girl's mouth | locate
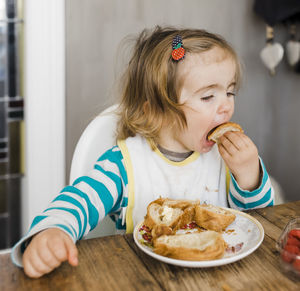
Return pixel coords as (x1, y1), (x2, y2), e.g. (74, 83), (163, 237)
(206, 125), (219, 140)
(206, 124), (223, 141)
(206, 122), (229, 141)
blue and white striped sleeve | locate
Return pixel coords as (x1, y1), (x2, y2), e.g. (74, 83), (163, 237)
(11, 145), (127, 267)
(228, 158), (274, 210)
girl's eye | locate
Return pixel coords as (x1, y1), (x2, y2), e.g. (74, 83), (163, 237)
(201, 95), (214, 101)
(227, 92), (236, 97)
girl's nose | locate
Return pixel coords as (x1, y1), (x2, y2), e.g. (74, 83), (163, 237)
(218, 96), (232, 115)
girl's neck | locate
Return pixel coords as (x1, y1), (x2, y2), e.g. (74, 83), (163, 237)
(157, 126), (189, 153)
(157, 144), (193, 162)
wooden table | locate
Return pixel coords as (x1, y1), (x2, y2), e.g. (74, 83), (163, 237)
(1, 201), (300, 291)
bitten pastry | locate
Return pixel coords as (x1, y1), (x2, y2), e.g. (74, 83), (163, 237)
(207, 122), (243, 143)
(194, 204), (236, 232)
(153, 231), (226, 261)
(144, 198), (196, 238)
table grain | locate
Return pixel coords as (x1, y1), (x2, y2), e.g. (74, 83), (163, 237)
(1, 201), (300, 291)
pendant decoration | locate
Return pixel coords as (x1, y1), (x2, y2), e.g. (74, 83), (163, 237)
(259, 25), (284, 75)
(286, 23), (300, 67)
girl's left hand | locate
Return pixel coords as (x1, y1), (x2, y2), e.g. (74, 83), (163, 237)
(218, 131), (260, 191)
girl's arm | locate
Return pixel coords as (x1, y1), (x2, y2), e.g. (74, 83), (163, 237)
(228, 157), (274, 210)
(219, 131), (274, 210)
(11, 146), (128, 268)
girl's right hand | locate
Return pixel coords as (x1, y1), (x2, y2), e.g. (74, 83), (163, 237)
(22, 228), (78, 278)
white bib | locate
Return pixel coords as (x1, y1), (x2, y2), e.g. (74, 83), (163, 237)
(118, 135), (228, 232)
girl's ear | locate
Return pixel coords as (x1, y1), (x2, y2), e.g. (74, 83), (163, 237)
(143, 100), (149, 113)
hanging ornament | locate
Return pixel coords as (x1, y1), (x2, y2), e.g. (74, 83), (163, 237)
(286, 23), (300, 67)
(260, 25), (284, 75)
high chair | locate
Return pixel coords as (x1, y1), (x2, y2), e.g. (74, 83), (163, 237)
(69, 104), (286, 239)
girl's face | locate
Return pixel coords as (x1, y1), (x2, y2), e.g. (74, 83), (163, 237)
(158, 47), (237, 153)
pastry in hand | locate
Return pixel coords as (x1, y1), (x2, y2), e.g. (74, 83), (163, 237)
(207, 122), (243, 143)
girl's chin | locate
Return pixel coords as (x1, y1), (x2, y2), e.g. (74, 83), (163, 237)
(199, 139), (216, 153)
(205, 139), (216, 147)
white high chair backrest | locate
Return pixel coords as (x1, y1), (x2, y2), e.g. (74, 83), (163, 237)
(70, 104), (119, 184)
(69, 104), (118, 238)
(269, 176), (286, 205)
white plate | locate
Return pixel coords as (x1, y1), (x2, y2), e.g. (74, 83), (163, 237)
(133, 208), (264, 268)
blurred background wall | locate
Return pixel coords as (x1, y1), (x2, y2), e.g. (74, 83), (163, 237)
(66, 0), (300, 202)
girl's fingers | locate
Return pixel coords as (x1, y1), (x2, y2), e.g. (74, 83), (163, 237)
(223, 132), (246, 150)
(22, 229), (78, 278)
(27, 248), (53, 276)
(63, 236), (78, 266)
(218, 143), (231, 159)
(240, 133), (254, 147)
(47, 232), (78, 267)
(219, 134), (238, 154)
(37, 241), (61, 269)
(23, 257), (43, 278)
(47, 236), (68, 263)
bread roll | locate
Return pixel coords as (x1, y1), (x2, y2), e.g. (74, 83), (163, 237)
(153, 231), (226, 260)
(207, 122), (243, 143)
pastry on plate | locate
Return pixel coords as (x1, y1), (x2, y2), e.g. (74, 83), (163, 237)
(144, 198), (196, 238)
(195, 204), (236, 232)
(153, 231), (226, 261)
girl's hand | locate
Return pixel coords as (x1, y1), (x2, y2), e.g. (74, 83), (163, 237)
(22, 228), (78, 278)
(218, 131), (260, 191)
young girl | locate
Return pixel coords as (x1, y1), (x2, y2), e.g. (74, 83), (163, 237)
(11, 26), (274, 278)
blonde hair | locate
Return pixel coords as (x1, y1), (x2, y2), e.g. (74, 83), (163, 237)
(116, 26), (241, 142)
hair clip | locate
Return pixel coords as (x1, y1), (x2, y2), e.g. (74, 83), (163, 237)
(172, 35), (185, 61)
